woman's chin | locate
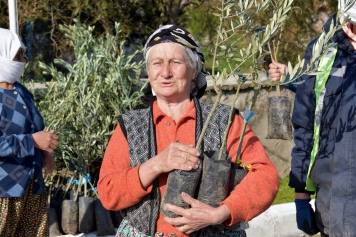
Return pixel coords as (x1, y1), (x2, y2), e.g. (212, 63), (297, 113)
(156, 89), (178, 98)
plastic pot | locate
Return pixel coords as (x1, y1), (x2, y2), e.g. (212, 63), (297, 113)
(94, 198), (116, 236)
(229, 163), (248, 193)
(266, 96), (292, 140)
(160, 164), (202, 218)
(78, 196), (95, 233)
(110, 211), (123, 228)
(61, 199), (78, 235)
(197, 151), (231, 207)
(48, 207), (62, 236)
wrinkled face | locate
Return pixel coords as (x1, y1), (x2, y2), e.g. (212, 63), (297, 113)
(147, 43), (196, 102)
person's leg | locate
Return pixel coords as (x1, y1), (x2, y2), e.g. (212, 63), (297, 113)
(0, 196), (21, 236)
(15, 179), (49, 237)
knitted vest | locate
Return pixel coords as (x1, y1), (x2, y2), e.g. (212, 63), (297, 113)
(118, 99), (234, 236)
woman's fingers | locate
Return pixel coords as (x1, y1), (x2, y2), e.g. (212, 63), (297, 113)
(164, 192), (217, 234)
(32, 131), (60, 153)
(177, 147), (200, 169)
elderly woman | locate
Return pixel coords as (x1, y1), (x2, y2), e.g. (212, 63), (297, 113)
(98, 25), (279, 237)
(0, 28), (59, 236)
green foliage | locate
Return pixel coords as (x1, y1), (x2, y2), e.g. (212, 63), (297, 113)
(208, 0), (294, 83)
(268, 3), (356, 87)
(1, 0), (208, 60)
(196, 0), (295, 152)
(256, 0), (339, 66)
(272, 177), (294, 205)
(273, 176), (316, 205)
(27, 21), (145, 175)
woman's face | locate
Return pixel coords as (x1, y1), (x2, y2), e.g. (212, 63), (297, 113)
(147, 43), (196, 102)
(13, 48), (26, 62)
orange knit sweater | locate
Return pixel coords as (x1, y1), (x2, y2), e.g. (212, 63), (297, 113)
(98, 100), (279, 236)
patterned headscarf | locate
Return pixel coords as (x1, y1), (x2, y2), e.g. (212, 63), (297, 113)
(143, 25), (207, 102)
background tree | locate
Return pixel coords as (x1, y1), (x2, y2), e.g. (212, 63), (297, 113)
(0, 0), (206, 68)
(0, 0), (340, 73)
(261, 0), (337, 65)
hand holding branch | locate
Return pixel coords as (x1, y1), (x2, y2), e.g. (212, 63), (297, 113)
(269, 59), (288, 82)
(32, 130), (60, 153)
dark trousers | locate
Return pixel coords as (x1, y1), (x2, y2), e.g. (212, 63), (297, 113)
(321, 232), (329, 237)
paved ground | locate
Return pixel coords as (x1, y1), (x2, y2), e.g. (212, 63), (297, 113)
(57, 201), (317, 237)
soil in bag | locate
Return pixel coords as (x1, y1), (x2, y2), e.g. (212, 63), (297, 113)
(78, 196), (95, 233)
(94, 198), (116, 236)
(266, 96), (292, 140)
(61, 199), (78, 235)
(50, 197), (64, 233)
(197, 151), (231, 207)
(160, 164), (202, 218)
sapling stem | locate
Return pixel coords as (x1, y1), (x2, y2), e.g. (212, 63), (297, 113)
(74, 173), (83, 202)
(236, 86), (260, 163)
(268, 42), (281, 97)
(218, 82), (243, 160)
(62, 171), (76, 199)
(54, 168), (67, 198)
(196, 91), (223, 151)
(84, 160), (88, 197)
(47, 172), (56, 205)
(87, 181), (99, 199)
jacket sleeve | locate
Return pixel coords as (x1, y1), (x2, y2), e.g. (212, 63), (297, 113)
(97, 124), (154, 211)
(221, 114), (279, 225)
(289, 39), (317, 193)
(0, 134), (35, 158)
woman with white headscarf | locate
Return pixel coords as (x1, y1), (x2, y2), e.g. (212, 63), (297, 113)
(0, 28), (59, 237)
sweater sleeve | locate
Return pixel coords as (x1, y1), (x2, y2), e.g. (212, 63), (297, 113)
(221, 114), (279, 225)
(97, 125), (153, 211)
(0, 134), (35, 158)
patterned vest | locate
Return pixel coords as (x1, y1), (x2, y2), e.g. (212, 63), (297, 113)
(118, 98), (236, 236)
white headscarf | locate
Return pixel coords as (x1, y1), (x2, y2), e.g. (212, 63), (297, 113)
(339, 0), (356, 24)
(0, 28), (26, 83)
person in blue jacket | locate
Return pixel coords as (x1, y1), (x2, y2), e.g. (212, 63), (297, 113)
(0, 28), (60, 236)
(268, 1), (356, 236)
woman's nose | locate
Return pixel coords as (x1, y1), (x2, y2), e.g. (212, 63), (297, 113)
(160, 63), (172, 78)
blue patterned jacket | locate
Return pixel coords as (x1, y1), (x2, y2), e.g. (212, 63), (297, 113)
(0, 81), (45, 197)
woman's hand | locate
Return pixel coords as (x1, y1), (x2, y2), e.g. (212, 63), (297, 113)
(139, 142), (200, 189)
(163, 192), (231, 234)
(269, 59), (288, 82)
(42, 151), (56, 175)
(155, 142), (200, 173)
(32, 130), (59, 153)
